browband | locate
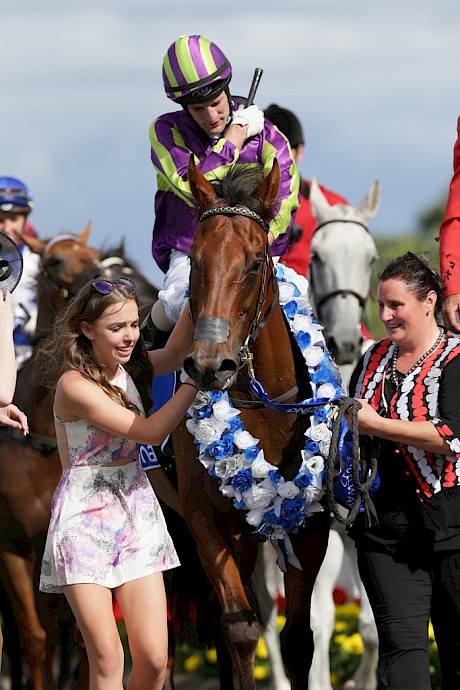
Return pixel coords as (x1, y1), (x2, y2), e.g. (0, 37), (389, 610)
(199, 206), (269, 233)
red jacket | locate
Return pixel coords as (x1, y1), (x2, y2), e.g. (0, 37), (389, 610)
(440, 116), (460, 295)
(281, 180), (348, 277)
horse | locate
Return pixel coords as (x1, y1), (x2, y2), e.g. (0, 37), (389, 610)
(307, 179), (381, 690)
(308, 177), (380, 388)
(0, 223), (101, 690)
(170, 156), (339, 690)
(99, 238), (159, 306)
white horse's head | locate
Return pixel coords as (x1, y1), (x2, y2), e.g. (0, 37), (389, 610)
(309, 178), (380, 372)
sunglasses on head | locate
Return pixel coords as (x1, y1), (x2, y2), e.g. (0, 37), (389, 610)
(91, 278), (136, 295)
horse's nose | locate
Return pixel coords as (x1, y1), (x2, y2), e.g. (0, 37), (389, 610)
(327, 336), (361, 366)
(184, 354), (238, 391)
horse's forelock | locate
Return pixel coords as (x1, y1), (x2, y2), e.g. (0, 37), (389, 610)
(208, 166), (277, 223)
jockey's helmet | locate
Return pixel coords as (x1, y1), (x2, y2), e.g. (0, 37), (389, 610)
(0, 177), (34, 214)
(162, 35), (232, 105)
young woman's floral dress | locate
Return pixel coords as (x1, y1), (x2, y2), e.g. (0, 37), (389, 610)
(40, 367), (179, 593)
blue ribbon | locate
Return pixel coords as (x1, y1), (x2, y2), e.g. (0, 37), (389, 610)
(248, 376), (343, 414)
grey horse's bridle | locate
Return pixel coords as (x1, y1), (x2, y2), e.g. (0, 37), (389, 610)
(309, 218), (370, 319)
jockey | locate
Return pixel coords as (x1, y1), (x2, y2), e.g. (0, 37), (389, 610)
(0, 177), (40, 367)
(145, 34), (300, 346)
(264, 104), (348, 278)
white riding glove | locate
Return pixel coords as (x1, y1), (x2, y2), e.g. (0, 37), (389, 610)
(232, 104), (264, 138)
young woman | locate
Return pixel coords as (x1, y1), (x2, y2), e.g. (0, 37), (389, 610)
(348, 253), (460, 690)
(38, 277), (196, 690)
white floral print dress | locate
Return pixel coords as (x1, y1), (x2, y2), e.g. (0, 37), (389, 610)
(40, 367), (179, 593)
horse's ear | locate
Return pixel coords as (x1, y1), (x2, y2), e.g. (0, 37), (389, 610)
(356, 180), (381, 221)
(79, 220), (92, 245)
(188, 155), (218, 209)
(18, 233), (48, 256)
(253, 159), (280, 209)
(309, 178), (332, 220)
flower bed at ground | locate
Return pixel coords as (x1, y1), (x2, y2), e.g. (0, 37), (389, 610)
(115, 590), (441, 688)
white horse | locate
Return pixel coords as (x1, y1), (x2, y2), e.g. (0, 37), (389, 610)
(251, 178), (381, 690)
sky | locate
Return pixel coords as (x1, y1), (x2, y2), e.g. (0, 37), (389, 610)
(2, 0), (459, 288)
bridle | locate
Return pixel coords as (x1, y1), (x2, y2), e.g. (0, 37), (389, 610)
(194, 205), (279, 360)
(194, 205), (297, 408)
(41, 233), (86, 300)
(309, 218), (370, 320)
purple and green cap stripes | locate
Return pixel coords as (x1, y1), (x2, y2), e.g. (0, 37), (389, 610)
(162, 35), (232, 102)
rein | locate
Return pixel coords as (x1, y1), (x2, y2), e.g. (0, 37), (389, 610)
(0, 426), (58, 456)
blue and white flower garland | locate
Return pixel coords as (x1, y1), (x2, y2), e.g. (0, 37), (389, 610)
(185, 263), (344, 544)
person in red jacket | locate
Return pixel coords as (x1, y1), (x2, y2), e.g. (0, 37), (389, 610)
(264, 104), (348, 277)
(439, 116), (460, 333)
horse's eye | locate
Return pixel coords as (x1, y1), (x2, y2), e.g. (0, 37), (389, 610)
(46, 257), (61, 270)
(250, 260), (263, 274)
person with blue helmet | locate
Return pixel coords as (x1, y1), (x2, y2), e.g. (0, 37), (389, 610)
(145, 34), (300, 344)
(0, 177), (40, 367)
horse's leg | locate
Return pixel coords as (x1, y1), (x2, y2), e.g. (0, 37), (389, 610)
(342, 535), (378, 690)
(0, 551), (47, 690)
(187, 508), (259, 690)
(250, 543), (289, 690)
(308, 528), (344, 690)
(174, 423), (259, 690)
(280, 511), (330, 690)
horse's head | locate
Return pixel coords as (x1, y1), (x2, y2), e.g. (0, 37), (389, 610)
(309, 179), (380, 367)
(184, 157), (280, 390)
(100, 240), (159, 307)
(22, 221), (102, 332)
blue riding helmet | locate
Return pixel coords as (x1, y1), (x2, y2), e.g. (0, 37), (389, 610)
(0, 177), (34, 213)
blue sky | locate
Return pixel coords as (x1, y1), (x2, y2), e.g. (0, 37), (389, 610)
(2, 0), (459, 287)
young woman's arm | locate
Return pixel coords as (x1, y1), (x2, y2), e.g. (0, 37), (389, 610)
(147, 305), (194, 377)
(55, 369), (197, 447)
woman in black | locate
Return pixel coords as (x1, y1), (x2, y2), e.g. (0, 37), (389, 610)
(348, 253), (460, 690)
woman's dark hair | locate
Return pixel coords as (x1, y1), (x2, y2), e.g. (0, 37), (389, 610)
(379, 252), (443, 317)
(39, 279), (153, 414)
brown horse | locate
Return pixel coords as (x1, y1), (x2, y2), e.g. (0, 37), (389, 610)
(0, 223), (101, 689)
(172, 158), (331, 690)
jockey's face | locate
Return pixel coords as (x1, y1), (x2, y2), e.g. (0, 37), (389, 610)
(187, 91), (230, 138)
(0, 211), (28, 244)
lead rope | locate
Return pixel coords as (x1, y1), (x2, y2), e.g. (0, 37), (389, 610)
(326, 397), (379, 527)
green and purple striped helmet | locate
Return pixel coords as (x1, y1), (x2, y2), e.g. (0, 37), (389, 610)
(162, 35), (232, 105)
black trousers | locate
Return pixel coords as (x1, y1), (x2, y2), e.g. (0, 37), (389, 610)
(357, 547), (460, 690)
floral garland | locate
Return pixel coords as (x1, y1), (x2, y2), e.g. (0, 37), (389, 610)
(185, 263), (344, 542)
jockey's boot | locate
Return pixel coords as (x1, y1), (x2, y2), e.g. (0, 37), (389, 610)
(141, 300), (174, 351)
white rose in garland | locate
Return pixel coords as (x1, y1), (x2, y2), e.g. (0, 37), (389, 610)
(185, 263), (344, 539)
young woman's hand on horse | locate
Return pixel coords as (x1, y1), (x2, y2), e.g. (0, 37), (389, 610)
(147, 304), (194, 377)
(0, 403), (28, 436)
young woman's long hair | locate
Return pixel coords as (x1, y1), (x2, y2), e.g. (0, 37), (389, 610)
(39, 279), (153, 414)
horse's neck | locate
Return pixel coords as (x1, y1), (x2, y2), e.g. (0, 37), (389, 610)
(15, 357), (56, 438)
(35, 282), (66, 335)
(252, 305), (297, 395)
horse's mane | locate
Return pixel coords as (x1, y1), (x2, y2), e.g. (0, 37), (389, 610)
(209, 165), (279, 224)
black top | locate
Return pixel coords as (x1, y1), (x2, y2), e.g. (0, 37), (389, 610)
(349, 355), (460, 559)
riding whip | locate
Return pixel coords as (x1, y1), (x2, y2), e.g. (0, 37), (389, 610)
(246, 68), (263, 107)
